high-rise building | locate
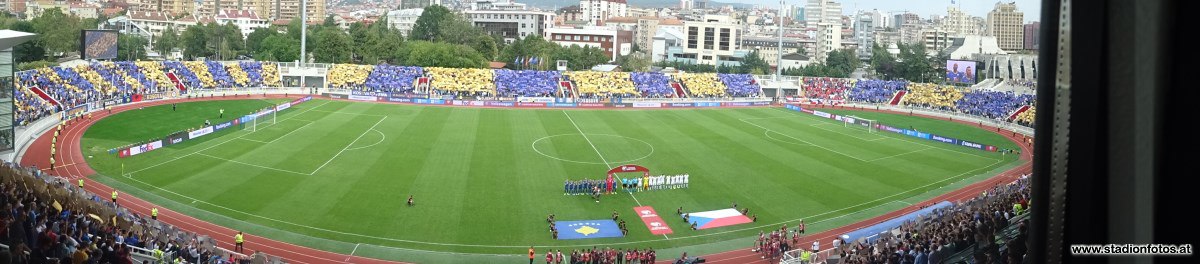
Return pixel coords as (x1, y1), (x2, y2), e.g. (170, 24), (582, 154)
(854, 10), (879, 60)
(892, 12), (919, 29)
(465, 10), (556, 44)
(196, 0), (325, 22)
(677, 14), (741, 66)
(986, 2), (1024, 51)
(804, 0), (841, 28)
(1024, 21), (1040, 50)
(128, 0), (195, 17)
(804, 0), (841, 61)
(580, 0), (627, 26)
(941, 6), (980, 36)
(387, 9), (425, 37)
(401, 0), (442, 10)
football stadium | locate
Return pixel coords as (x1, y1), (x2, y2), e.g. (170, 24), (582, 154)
(3, 0), (1189, 263)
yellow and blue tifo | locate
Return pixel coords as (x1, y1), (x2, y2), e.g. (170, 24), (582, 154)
(554, 220), (624, 240)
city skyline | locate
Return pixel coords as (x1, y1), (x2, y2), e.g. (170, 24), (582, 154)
(753, 0), (1042, 23)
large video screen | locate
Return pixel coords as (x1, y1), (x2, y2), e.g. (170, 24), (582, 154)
(81, 30), (118, 60)
(945, 60), (977, 84)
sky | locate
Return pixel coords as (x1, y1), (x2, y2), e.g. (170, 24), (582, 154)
(759, 0), (1043, 23)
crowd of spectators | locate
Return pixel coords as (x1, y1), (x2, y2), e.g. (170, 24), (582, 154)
(326, 64), (372, 89)
(494, 69), (560, 97)
(718, 74), (761, 97)
(631, 72), (673, 97)
(225, 63), (250, 87)
(828, 176), (1031, 264)
(846, 80), (906, 103)
(676, 73), (726, 97)
(183, 61), (216, 88)
(955, 91), (1037, 120)
(902, 83), (964, 111)
(204, 61), (236, 88)
(804, 77), (857, 101)
(564, 72), (636, 97)
(364, 65), (424, 94)
(426, 67), (496, 95)
(163, 61), (202, 89)
(1015, 107), (1036, 127)
(0, 162), (256, 264)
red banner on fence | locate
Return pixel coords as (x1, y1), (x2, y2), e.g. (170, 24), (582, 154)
(633, 206), (674, 235)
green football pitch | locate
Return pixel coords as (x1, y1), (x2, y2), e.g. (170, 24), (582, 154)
(81, 99), (1021, 260)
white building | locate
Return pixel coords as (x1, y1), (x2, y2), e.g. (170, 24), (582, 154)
(986, 2), (1024, 51)
(387, 9), (425, 37)
(676, 14), (742, 66)
(946, 35), (1007, 60)
(214, 10), (269, 39)
(545, 27), (634, 61)
(804, 0), (841, 28)
(780, 53), (812, 69)
(472, 0), (527, 11)
(465, 10), (556, 43)
(580, 0), (627, 26)
(651, 27), (684, 62)
(854, 10), (879, 60)
(942, 6), (981, 36)
(804, 0), (841, 61)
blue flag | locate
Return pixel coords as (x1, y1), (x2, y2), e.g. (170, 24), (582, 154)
(554, 220), (624, 240)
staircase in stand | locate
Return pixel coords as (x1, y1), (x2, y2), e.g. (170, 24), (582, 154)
(559, 81), (576, 99)
(29, 87), (60, 106)
(671, 82), (689, 98)
(416, 77), (431, 93)
(166, 72), (187, 93)
(888, 90), (907, 105)
(1007, 105), (1031, 122)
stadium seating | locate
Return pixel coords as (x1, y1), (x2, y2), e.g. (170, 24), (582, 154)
(261, 62), (282, 86)
(163, 61), (203, 89)
(1, 163), (257, 263)
(184, 61), (216, 88)
(955, 90), (1037, 120)
(205, 60), (236, 88)
(226, 62), (251, 87)
(494, 69), (560, 97)
(327, 64), (373, 89)
(426, 67), (496, 94)
(630, 72), (673, 97)
(1016, 106), (1036, 126)
(237, 61), (270, 87)
(847, 79), (906, 103)
(676, 73), (726, 97)
(564, 71), (636, 96)
(13, 86), (52, 126)
(804, 77), (857, 101)
(361, 64), (424, 94)
(718, 74), (762, 97)
(902, 83), (963, 110)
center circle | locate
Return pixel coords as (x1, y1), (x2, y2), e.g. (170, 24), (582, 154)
(531, 134), (655, 165)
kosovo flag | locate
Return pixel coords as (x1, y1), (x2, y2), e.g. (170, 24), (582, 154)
(554, 220), (624, 240)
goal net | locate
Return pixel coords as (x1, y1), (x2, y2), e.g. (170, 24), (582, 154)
(843, 115), (878, 133)
(248, 108), (277, 132)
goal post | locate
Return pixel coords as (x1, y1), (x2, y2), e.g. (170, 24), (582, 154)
(248, 107), (277, 132)
(843, 115), (879, 133)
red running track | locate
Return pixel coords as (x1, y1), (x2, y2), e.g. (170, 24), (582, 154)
(19, 97), (1031, 264)
(19, 94), (403, 264)
(667, 104), (1034, 264)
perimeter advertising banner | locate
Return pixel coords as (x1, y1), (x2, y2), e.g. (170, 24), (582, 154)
(188, 126), (214, 139)
(119, 96), (313, 158)
(807, 106), (1000, 152)
(632, 102), (662, 108)
(348, 95), (378, 101)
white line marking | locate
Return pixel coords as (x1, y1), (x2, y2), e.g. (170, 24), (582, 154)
(262, 120), (315, 144)
(346, 243), (361, 261)
(125, 101), (332, 176)
(345, 129), (386, 151)
(196, 153), (312, 176)
(562, 111), (611, 167)
(807, 121), (887, 141)
(310, 109), (387, 117)
(866, 147), (932, 162)
(530, 134), (655, 165)
(763, 130), (814, 146)
(739, 119), (869, 162)
(309, 116), (387, 175)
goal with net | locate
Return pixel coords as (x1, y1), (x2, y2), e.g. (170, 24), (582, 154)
(246, 107), (277, 132)
(843, 115), (879, 133)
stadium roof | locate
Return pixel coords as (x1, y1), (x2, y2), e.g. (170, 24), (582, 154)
(0, 30), (37, 51)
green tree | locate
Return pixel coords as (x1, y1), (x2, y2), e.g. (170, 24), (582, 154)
(154, 26), (180, 58)
(740, 50), (771, 75)
(245, 28), (276, 55)
(409, 5), (455, 42)
(313, 27), (352, 63)
(255, 35), (300, 62)
(31, 8), (83, 56)
(823, 49), (859, 78)
(400, 41), (486, 68)
(181, 24), (210, 59)
(870, 42), (898, 79)
(8, 20), (45, 62)
(118, 34), (149, 60)
(618, 51), (652, 72)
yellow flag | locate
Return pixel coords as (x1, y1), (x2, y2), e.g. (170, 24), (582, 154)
(52, 200), (62, 212)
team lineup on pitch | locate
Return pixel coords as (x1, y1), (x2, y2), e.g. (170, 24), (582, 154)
(75, 98), (1021, 259)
